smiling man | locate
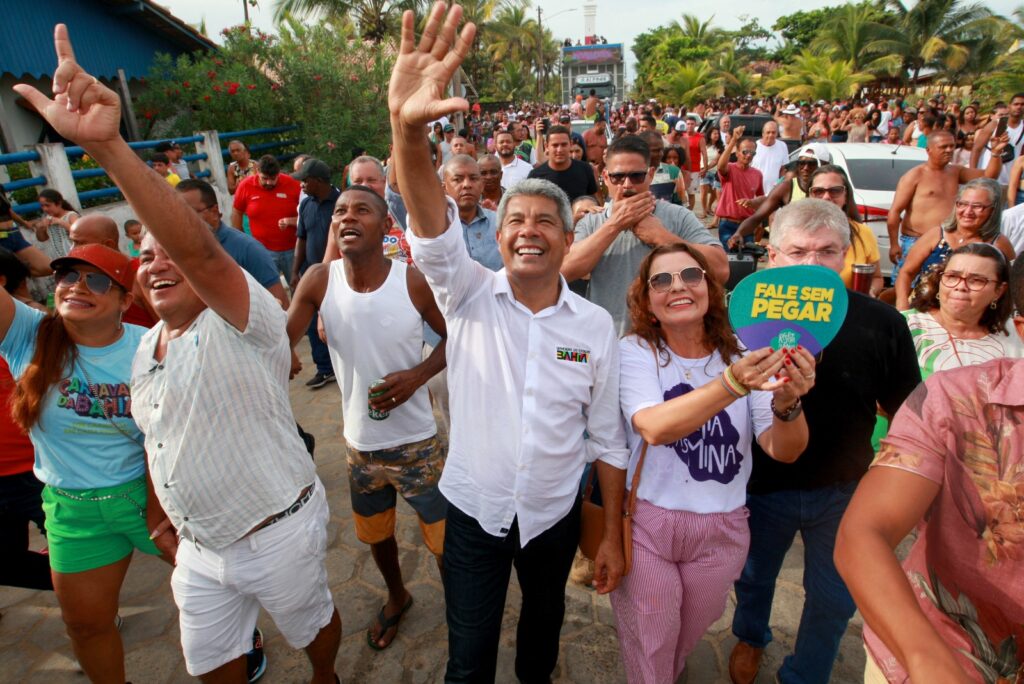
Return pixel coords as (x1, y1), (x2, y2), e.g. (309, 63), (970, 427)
(388, 5), (628, 682)
(286, 184), (448, 653)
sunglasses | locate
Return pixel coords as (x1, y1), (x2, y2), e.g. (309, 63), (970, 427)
(55, 269), (116, 295)
(648, 267), (706, 292)
(809, 185), (846, 198)
(606, 171), (648, 185)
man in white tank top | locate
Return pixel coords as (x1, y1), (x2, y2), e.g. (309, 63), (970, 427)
(287, 185), (448, 651)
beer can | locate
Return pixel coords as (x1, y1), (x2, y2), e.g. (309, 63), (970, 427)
(368, 378), (390, 420)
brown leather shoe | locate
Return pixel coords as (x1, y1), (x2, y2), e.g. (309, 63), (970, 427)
(728, 641), (764, 684)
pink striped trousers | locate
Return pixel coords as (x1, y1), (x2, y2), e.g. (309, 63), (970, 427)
(610, 499), (750, 684)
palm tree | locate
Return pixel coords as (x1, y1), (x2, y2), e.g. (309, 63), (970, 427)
(879, 0), (994, 86)
(656, 61), (722, 106)
(766, 52), (875, 101)
(669, 14), (729, 50)
(495, 61), (531, 101)
(811, 4), (903, 76)
(272, 0), (423, 43)
(714, 49), (758, 97)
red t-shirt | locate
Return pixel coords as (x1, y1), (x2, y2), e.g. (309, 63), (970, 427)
(0, 357), (34, 476)
(686, 133), (703, 173)
(716, 162), (764, 221)
(123, 258), (156, 328)
(233, 174), (300, 252)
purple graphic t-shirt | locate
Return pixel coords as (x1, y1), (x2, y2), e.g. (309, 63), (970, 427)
(618, 335), (772, 513)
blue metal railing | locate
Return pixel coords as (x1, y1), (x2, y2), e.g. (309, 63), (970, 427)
(3, 125), (299, 214)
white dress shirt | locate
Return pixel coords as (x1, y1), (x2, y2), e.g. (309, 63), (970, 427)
(500, 156), (534, 190)
(406, 199), (628, 545)
(131, 274), (316, 549)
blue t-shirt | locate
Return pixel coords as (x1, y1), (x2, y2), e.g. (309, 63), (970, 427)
(0, 301), (147, 489)
(214, 223), (280, 288)
(0, 228), (31, 253)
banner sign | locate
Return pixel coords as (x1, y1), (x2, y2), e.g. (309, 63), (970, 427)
(728, 265), (848, 355)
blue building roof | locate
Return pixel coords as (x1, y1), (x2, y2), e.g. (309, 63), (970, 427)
(1, 0), (216, 81)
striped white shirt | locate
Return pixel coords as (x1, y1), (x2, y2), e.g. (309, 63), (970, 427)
(406, 198), (629, 546)
(131, 273), (316, 549)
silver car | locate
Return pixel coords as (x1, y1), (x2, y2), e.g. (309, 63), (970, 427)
(789, 143), (928, 279)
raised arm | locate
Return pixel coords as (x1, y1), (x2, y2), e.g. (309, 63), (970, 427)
(389, 3), (476, 238)
(16, 25), (251, 331)
(730, 178), (790, 248)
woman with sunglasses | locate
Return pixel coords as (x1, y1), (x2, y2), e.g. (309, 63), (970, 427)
(611, 243), (816, 683)
(806, 165), (884, 296)
(0, 244), (169, 682)
(903, 242), (1022, 377)
(896, 178), (1015, 310)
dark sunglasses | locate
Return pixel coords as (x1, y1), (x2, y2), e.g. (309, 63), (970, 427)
(809, 185), (846, 198)
(648, 267), (706, 292)
(606, 171), (648, 185)
(55, 269), (116, 295)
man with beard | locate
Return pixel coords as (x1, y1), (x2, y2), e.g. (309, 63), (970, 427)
(495, 129), (532, 190)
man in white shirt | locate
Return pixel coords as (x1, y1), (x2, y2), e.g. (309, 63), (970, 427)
(495, 129), (533, 189)
(751, 121), (791, 195)
(388, 6), (629, 682)
(16, 27), (342, 682)
(1001, 202), (1024, 258)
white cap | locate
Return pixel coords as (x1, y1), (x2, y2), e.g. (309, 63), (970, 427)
(675, 120), (687, 131)
(782, 104), (801, 116)
(797, 143), (831, 164)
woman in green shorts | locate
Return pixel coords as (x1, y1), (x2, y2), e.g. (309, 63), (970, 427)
(0, 243), (171, 682)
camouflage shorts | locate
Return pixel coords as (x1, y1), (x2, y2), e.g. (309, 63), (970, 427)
(346, 434), (447, 554)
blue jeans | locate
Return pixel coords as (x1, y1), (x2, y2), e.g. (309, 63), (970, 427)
(270, 249), (294, 282)
(443, 499), (580, 683)
(306, 315), (333, 376)
(718, 218), (753, 249)
(731, 483), (858, 684)
(891, 233), (920, 281)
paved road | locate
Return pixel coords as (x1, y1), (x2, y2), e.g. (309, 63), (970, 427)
(0, 337), (866, 684)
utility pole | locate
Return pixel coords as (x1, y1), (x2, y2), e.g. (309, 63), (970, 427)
(537, 6), (544, 101)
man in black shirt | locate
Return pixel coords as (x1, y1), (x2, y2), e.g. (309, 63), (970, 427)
(728, 199), (920, 684)
(527, 126), (598, 202)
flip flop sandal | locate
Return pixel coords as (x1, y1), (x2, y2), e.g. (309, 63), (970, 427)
(366, 595), (414, 651)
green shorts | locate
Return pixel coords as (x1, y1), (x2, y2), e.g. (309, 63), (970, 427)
(41, 477), (161, 574)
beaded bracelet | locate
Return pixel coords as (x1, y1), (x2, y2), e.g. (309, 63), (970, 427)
(724, 364), (751, 397)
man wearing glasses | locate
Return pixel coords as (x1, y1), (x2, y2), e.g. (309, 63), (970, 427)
(177, 179), (289, 309)
(728, 144), (831, 250)
(715, 126), (765, 248)
(562, 135), (728, 333)
(728, 198), (920, 684)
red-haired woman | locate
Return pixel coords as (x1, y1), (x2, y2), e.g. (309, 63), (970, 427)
(610, 243), (816, 683)
(0, 244), (169, 682)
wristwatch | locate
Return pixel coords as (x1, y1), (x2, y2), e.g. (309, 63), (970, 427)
(771, 398), (803, 422)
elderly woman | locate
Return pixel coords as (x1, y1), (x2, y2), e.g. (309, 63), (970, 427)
(904, 242), (1023, 376)
(611, 243), (816, 683)
(806, 165), (884, 296)
(896, 178), (1015, 310)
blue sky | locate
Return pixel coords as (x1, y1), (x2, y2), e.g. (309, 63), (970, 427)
(161, 0), (1023, 82)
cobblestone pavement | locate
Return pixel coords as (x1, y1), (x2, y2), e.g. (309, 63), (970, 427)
(0, 343), (866, 684)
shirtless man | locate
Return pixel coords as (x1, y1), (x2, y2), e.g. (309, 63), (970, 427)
(886, 129), (1006, 275)
(775, 104), (804, 152)
(584, 89), (599, 120)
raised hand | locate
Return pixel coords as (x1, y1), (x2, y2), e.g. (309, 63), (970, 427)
(389, 2), (476, 131)
(13, 24), (122, 147)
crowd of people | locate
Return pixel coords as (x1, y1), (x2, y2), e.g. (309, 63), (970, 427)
(1, 6), (1023, 684)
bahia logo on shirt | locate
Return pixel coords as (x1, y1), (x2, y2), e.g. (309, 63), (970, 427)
(665, 381), (741, 484)
(57, 377), (132, 419)
(556, 346), (590, 364)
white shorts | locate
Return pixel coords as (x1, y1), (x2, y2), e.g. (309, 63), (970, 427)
(687, 171), (701, 194)
(170, 480), (334, 676)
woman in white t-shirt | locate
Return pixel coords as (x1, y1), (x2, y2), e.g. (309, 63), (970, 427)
(610, 243), (816, 684)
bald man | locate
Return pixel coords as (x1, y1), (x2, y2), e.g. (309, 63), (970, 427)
(68, 214), (157, 326)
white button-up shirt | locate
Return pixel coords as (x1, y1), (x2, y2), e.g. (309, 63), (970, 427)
(407, 199), (628, 545)
(500, 156), (534, 190)
(131, 274), (316, 549)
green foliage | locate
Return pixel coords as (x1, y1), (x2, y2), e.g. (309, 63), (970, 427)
(135, 20), (393, 172)
(766, 52), (876, 100)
